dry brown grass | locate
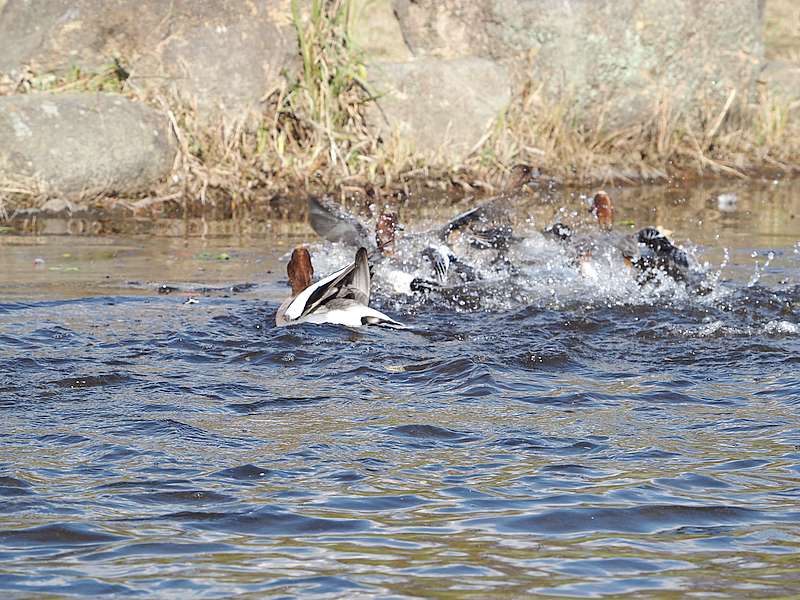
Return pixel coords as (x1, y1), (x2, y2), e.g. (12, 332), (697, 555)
(478, 81), (800, 187)
(765, 0), (800, 61)
(2, 0), (800, 220)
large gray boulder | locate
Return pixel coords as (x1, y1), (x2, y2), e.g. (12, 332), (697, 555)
(350, 0), (412, 62)
(0, 0), (297, 116)
(389, 0), (764, 126)
(0, 0), (768, 166)
(0, 93), (176, 196)
(759, 61), (800, 102)
(367, 58), (510, 159)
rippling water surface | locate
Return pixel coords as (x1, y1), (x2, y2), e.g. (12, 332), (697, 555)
(1, 181), (799, 598)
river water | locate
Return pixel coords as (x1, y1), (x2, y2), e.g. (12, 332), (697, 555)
(1, 180), (799, 598)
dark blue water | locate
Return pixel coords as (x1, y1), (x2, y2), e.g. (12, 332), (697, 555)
(1, 182), (799, 598)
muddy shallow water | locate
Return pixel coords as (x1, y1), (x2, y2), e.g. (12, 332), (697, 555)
(1, 179), (799, 598)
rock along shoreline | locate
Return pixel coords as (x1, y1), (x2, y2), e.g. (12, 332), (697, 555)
(0, 0), (798, 217)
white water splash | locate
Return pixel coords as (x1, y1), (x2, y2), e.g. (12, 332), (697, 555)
(296, 217), (754, 316)
(748, 251), (775, 288)
(706, 247), (728, 289)
(763, 320), (800, 335)
(672, 319), (799, 338)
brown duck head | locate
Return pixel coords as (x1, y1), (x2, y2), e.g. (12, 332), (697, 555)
(591, 191), (614, 231)
(376, 212), (402, 256)
(286, 247), (313, 295)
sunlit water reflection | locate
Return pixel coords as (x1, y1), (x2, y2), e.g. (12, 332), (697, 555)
(0, 179), (799, 597)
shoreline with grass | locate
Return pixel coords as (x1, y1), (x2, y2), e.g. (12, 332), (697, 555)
(1, 0), (799, 224)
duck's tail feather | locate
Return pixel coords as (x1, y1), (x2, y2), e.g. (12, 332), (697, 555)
(362, 315), (408, 329)
(351, 247), (372, 304)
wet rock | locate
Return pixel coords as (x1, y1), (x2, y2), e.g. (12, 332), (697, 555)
(367, 58), (510, 159)
(390, 0), (764, 127)
(0, 93), (175, 196)
(0, 0), (297, 116)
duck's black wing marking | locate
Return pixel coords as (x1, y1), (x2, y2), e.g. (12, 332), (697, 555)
(283, 259), (357, 322)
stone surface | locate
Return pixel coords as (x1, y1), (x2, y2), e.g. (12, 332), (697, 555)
(0, 93), (176, 195)
(0, 0), (297, 116)
(391, 0), (765, 126)
(759, 60), (800, 102)
(0, 0), (770, 166)
(366, 58), (510, 159)
(392, 0), (488, 59)
(350, 0), (412, 62)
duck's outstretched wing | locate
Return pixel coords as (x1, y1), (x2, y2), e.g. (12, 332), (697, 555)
(438, 204), (485, 240)
(437, 198), (514, 248)
(308, 197), (374, 249)
(282, 258), (357, 323)
(282, 247), (374, 323)
(464, 225), (518, 250)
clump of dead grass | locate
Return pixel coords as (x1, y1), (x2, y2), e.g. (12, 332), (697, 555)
(0, 0), (378, 217)
(145, 0), (395, 216)
(475, 79), (800, 187)
(765, 0), (800, 62)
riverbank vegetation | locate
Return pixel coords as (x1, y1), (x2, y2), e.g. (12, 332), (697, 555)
(1, 0), (799, 220)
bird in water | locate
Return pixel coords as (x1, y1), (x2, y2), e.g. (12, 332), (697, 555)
(307, 196), (514, 291)
(275, 246), (406, 329)
(632, 226), (692, 283)
(372, 209), (480, 290)
(544, 191), (698, 285)
(541, 191), (630, 278)
(309, 196), (516, 258)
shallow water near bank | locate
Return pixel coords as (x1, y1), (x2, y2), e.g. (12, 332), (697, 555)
(1, 179), (799, 598)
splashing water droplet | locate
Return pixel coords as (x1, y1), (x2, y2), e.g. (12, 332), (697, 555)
(747, 249), (774, 288)
(706, 247), (729, 289)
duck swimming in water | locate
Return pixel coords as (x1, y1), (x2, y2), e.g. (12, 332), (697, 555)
(542, 191), (632, 277)
(308, 196), (502, 291)
(373, 209), (479, 288)
(308, 196), (516, 259)
(275, 246), (406, 329)
(545, 191), (697, 285)
(632, 226), (691, 283)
